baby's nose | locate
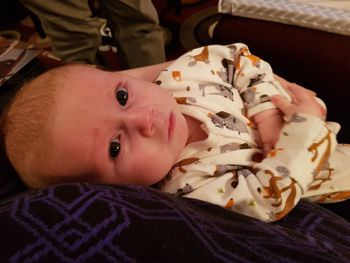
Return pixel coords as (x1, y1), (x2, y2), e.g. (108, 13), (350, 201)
(129, 107), (155, 137)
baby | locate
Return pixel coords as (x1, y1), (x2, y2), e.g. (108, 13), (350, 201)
(1, 43), (349, 222)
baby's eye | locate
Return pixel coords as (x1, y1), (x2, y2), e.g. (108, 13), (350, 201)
(109, 139), (120, 160)
(116, 87), (128, 106)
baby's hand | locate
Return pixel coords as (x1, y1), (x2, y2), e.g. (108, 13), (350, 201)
(254, 108), (284, 155)
(270, 83), (326, 119)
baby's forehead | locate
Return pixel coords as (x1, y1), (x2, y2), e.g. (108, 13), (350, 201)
(52, 65), (127, 103)
(54, 65), (105, 89)
(58, 64), (102, 79)
(54, 66), (116, 101)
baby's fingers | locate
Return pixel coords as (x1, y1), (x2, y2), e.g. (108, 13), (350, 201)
(263, 143), (273, 157)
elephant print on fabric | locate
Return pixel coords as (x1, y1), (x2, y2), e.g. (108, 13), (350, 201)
(209, 111), (249, 134)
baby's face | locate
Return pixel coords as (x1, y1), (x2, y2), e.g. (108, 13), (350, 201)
(45, 66), (188, 186)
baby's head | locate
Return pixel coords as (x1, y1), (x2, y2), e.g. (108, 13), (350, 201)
(2, 64), (189, 188)
(1, 67), (59, 187)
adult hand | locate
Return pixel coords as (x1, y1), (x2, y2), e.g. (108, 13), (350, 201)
(270, 83), (326, 119)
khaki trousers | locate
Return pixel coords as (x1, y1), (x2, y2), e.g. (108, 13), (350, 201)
(21, 0), (166, 68)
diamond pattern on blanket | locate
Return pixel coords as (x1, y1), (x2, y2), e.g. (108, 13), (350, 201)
(0, 183), (349, 262)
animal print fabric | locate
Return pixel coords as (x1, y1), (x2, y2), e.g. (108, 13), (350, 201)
(155, 43), (350, 222)
(0, 183), (349, 262)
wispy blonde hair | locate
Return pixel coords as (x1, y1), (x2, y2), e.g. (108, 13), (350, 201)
(1, 66), (68, 187)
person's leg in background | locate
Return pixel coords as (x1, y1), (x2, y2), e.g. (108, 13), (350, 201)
(99, 0), (166, 69)
(20, 0), (104, 65)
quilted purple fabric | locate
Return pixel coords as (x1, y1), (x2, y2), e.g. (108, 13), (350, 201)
(0, 183), (349, 262)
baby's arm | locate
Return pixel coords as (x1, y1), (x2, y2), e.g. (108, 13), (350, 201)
(251, 83), (332, 220)
(232, 44), (326, 153)
(253, 77), (322, 153)
(232, 44), (292, 117)
(156, 44), (338, 221)
(183, 84), (337, 222)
